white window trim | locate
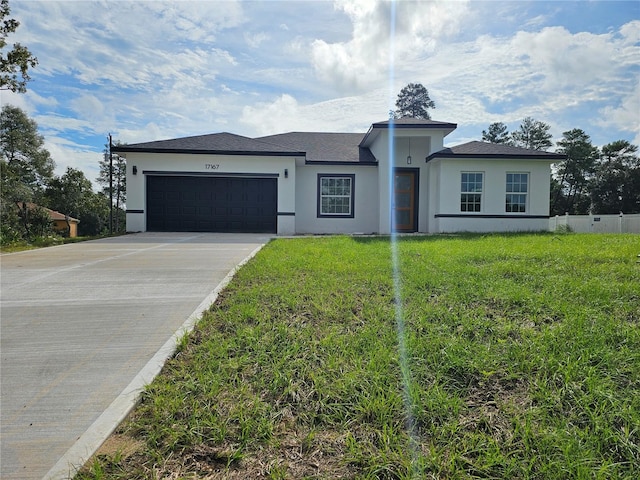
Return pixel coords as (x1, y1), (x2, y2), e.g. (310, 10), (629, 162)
(506, 172), (529, 213)
(460, 171), (484, 213)
(317, 174), (355, 218)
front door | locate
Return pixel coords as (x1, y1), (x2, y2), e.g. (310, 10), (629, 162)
(393, 169), (418, 232)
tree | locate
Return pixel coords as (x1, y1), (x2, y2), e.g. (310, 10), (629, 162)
(0, 105), (55, 202)
(45, 167), (96, 236)
(0, 105), (55, 242)
(552, 129), (599, 214)
(511, 117), (553, 151)
(45, 166), (113, 236)
(482, 122), (511, 144)
(76, 192), (111, 236)
(97, 143), (126, 232)
(590, 140), (640, 214)
(1, 0), (38, 93)
(394, 83), (436, 120)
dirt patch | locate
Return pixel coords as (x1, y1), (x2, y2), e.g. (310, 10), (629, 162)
(93, 434), (145, 459)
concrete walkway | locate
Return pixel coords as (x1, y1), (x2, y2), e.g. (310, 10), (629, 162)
(0, 233), (269, 479)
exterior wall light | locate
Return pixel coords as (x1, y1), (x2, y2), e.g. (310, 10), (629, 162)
(407, 155), (412, 164)
(132, 165), (138, 175)
(284, 168), (289, 178)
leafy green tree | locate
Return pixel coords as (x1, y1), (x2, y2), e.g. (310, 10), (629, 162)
(1, 0), (38, 93)
(549, 176), (567, 217)
(1, 105), (54, 201)
(552, 129), (599, 214)
(511, 117), (553, 151)
(77, 192), (111, 236)
(590, 140), (640, 214)
(97, 143), (126, 232)
(482, 122), (511, 144)
(45, 167), (92, 217)
(0, 105), (55, 242)
(45, 167), (93, 235)
(394, 83), (436, 120)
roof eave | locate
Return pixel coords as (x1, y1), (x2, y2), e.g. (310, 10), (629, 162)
(304, 160), (377, 166)
(112, 147), (304, 157)
(370, 121), (458, 130)
(360, 122), (458, 147)
(426, 152), (566, 162)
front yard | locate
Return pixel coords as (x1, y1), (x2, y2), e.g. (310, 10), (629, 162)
(78, 233), (639, 479)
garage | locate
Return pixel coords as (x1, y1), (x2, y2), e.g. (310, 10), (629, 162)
(146, 175), (277, 233)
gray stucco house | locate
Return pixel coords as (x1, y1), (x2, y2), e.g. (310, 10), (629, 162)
(113, 118), (564, 235)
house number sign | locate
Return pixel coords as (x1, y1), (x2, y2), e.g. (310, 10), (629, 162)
(205, 164), (220, 170)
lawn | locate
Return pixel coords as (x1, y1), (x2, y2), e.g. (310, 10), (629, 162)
(78, 233), (639, 479)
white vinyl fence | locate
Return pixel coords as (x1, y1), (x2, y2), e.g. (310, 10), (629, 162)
(550, 213), (640, 233)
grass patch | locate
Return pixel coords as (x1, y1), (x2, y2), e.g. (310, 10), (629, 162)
(76, 233), (640, 479)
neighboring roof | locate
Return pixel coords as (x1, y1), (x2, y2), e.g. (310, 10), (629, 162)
(427, 141), (566, 161)
(112, 132), (304, 156)
(17, 202), (80, 222)
(257, 132), (375, 163)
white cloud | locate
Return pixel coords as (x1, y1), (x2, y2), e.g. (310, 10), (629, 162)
(310, 0), (471, 93)
(240, 89), (389, 136)
(599, 82), (640, 146)
(245, 32), (270, 48)
(44, 136), (104, 186)
(4, 0), (638, 185)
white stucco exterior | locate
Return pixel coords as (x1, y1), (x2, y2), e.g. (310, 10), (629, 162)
(427, 157), (553, 233)
(123, 152), (298, 235)
(116, 119), (562, 235)
(294, 162), (379, 234)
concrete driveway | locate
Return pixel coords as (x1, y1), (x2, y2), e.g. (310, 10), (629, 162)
(1, 232), (269, 480)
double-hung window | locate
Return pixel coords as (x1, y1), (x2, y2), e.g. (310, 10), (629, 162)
(317, 174), (355, 218)
(505, 173), (528, 213)
(460, 172), (483, 212)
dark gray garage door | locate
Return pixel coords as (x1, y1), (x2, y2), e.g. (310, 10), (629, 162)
(147, 176), (277, 233)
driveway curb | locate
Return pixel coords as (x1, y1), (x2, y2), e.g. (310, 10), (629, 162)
(43, 243), (266, 480)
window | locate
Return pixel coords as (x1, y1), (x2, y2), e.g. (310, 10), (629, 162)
(506, 173), (528, 213)
(317, 174), (355, 218)
(461, 172), (483, 212)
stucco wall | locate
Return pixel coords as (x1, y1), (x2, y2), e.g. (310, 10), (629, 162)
(429, 157), (552, 233)
(294, 163), (379, 234)
(123, 152), (297, 234)
(369, 129), (443, 234)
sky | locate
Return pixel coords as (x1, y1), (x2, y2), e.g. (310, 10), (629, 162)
(2, 0), (639, 185)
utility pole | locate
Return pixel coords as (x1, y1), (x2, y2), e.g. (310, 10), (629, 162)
(108, 134), (113, 235)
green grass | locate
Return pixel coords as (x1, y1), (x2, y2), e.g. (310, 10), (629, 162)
(76, 233), (640, 479)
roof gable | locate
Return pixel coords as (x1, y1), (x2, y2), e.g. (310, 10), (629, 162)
(360, 118), (457, 147)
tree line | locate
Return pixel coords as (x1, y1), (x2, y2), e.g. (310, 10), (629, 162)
(0, 105), (126, 244)
(1, 0), (125, 244)
(482, 119), (640, 215)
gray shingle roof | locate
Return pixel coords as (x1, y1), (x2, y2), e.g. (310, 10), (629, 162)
(257, 132), (375, 163)
(428, 141), (566, 160)
(112, 132), (304, 156)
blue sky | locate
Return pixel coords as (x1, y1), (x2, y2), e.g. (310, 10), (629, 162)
(2, 0), (639, 185)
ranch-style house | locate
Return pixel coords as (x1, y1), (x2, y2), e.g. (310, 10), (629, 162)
(113, 118), (565, 235)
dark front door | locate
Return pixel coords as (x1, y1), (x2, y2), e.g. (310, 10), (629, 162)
(393, 169), (418, 232)
(146, 176), (277, 233)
